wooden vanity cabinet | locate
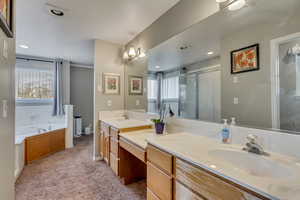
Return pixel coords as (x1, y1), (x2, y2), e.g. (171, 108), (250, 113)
(146, 145), (268, 200)
(147, 144), (173, 200)
(100, 121), (110, 164)
(100, 120), (152, 177)
(174, 158), (269, 200)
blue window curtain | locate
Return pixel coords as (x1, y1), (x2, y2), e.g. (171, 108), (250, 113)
(53, 59), (65, 116)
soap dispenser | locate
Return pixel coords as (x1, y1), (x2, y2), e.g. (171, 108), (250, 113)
(221, 119), (230, 144)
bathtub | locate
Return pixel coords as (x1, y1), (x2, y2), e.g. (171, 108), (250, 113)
(14, 124), (67, 180)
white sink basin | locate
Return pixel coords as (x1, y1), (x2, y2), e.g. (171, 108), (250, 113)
(208, 148), (295, 179)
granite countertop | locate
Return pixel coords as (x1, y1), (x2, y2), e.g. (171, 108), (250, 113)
(146, 132), (300, 200)
(101, 118), (153, 129)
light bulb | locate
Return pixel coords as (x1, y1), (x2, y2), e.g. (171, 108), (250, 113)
(128, 47), (136, 58)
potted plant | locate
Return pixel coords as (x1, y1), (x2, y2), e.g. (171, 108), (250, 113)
(151, 104), (174, 134)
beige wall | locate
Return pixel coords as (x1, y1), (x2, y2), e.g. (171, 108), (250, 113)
(93, 39), (124, 158)
(0, 0), (15, 199)
(124, 58), (148, 111)
(221, 12), (300, 129)
(124, 0), (220, 112)
(126, 0), (219, 51)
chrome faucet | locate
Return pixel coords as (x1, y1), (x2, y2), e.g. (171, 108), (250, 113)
(243, 134), (268, 156)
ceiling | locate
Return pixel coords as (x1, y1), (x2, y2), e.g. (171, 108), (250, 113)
(148, 0), (300, 72)
(16, 0), (180, 66)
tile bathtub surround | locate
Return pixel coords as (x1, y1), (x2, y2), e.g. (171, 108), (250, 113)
(16, 105), (65, 134)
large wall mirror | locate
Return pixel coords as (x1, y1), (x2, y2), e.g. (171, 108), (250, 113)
(125, 0), (300, 134)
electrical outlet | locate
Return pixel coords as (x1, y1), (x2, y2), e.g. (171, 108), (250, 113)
(233, 76), (238, 83)
(107, 100), (112, 107)
(234, 97), (239, 105)
(136, 99), (140, 106)
(97, 85), (102, 92)
(2, 100), (7, 118)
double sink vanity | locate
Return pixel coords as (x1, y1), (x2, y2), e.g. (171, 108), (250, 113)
(99, 117), (300, 200)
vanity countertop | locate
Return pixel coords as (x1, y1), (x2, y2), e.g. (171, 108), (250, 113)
(146, 132), (300, 200)
(101, 118), (153, 129)
(119, 129), (159, 150)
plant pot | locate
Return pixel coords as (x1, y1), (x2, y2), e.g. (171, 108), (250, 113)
(155, 122), (165, 134)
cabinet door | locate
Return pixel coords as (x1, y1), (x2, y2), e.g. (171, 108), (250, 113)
(100, 132), (105, 157)
(147, 161), (172, 200)
(104, 135), (110, 164)
(147, 189), (160, 200)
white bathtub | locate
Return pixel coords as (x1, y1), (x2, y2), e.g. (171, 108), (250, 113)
(14, 124), (67, 180)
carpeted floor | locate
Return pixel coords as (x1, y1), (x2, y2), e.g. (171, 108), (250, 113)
(15, 135), (146, 200)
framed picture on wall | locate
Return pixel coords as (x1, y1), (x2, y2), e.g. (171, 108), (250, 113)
(231, 44), (259, 74)
(0, 0), (13, 37)
(129, 75), (143, 95)
(102, 73), (120, 95)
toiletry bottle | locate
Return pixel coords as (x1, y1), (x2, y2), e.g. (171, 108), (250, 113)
(221, 119), (230, 144)
(229, 117), (236, 143)
(231, 117), (236, 126)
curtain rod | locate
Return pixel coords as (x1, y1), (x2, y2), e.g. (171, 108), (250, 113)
(16, 57), (54, 63)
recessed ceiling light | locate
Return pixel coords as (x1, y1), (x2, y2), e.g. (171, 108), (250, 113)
(19, 44), (29, 49)
(50, 9), (64, 16)
(155, 66), (160, 69)
(207, 51), (214, 55)
(228, 0), (246, 11)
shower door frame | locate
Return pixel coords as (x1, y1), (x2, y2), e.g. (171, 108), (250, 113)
(270, 32), (300, 130)
(179, 64), (221, 120)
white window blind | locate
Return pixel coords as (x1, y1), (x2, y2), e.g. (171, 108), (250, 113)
(147, 79), (158, 99)
(162, 76), (179, 99)
(16, 60), (55, 103)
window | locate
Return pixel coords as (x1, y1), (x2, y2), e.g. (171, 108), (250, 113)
(16, 59), (55, 104)
(162, 76), (179, 99)
(147, 79), (158, 99)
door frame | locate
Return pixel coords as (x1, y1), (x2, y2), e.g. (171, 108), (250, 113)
(270, 32), (300, 129)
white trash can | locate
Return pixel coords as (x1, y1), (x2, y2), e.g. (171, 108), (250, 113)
(74, 115), (82, 138)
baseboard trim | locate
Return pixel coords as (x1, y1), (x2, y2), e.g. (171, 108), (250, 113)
(93, 155), (102, 161)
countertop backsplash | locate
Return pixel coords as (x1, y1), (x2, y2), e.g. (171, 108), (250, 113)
(126, 111), (300, 160)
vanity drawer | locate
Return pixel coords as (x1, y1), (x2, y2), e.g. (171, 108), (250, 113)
(147, 145), (173, 174)
(147, 188), (160, 200)
(175, 158), (264, 200)
(147, 162), (172, 200)
(175, 181), (205, 200)
(110, 138), (118, 156)
(120, 138), (146, 163)
(110, 152), (119, 176)
(110, 127), (119, 139)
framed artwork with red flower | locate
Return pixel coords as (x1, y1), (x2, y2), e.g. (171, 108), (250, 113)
(102, 73), (120, 95)
(231, 44), (259, 74)
(0, 0), (13, 37)
(129, 75), (143, 95)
